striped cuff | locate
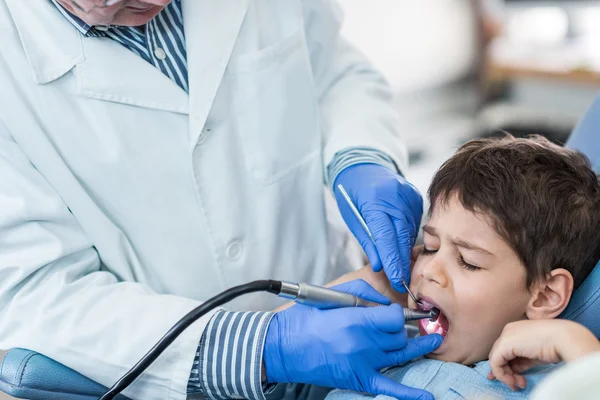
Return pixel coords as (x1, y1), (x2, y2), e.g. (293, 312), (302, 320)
(188, 310), (275, 400)
(327, 147), (400, 191)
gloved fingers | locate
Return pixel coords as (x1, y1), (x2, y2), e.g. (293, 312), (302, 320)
(395, 178), (424, 228)
(387, 334), (444, 366)
(378, 330), (409, 351)
(363, 303), (405, 333)
(393, 214), (417, 289)
(394, 178), (424, 288)
(363, 211), (406, 291)
(334, 188), (383, 272)
(370, 375), (434, 400)
(365, 243), (383, 273)
(357, 229), (382, 274)
(331, 279), (391, 305)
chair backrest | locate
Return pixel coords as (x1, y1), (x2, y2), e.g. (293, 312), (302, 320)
(559, 95), (600, 338)
(0, 348), (130, 400)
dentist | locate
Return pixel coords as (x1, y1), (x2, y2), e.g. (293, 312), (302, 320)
(0, 1), (441, 399)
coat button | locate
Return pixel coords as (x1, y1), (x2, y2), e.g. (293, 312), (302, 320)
(227, 241), (243, 260)
(154, 48), (167, 61)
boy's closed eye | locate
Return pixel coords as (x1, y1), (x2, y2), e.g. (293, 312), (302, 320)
(419, 247), (482, 271)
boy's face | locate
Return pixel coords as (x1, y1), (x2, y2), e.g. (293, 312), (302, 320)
(408, 195), (532, 365)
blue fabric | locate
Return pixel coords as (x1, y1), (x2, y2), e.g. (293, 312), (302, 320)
(561, 260), (600, 338)
(565, 95), (600, 174)
(559, 95), (600, 337)
(326, 358), (560, 400)
(0, 348), (130, 400)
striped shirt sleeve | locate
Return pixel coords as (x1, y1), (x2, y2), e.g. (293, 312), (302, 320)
(188, 310), (275, 399)
(327, 147), (400, 191)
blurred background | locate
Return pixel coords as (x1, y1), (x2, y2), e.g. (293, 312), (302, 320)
(340, 0), (600, 210)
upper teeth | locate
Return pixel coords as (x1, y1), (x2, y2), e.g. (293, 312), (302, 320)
(417, 300), (434, 311)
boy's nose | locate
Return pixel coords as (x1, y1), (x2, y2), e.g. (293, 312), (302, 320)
(421, 255), (449, 288)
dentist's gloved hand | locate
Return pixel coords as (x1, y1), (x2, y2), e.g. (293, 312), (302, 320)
(264, 279), (443, 400)
(334, 163), (423, 291)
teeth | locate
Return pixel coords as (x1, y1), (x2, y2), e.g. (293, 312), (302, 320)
(417, 299), (434, 311)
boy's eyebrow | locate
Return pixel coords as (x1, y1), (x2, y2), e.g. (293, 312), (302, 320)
(423, 225), (493, 255)
(423, 225), (437, 236)
(451, 239), (493, 255)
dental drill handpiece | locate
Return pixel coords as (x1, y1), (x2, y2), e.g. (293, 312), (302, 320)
(337, 184), (421, 305)
(278, 281), (439, 321)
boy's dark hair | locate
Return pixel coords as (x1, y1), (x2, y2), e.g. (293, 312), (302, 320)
(428, 135), (600, 289)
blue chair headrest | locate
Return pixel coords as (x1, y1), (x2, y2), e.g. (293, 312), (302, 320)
(559, 95), (600, 338)
(565, 96), (600, 173)
(561, 260), (600, 337)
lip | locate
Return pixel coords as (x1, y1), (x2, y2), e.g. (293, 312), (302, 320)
(126, 4), (154, 11)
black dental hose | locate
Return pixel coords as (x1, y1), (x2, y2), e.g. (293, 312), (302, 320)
(98, 280), (282, 400)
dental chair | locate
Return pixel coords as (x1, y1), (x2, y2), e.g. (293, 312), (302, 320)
(1, 100), (600, 400)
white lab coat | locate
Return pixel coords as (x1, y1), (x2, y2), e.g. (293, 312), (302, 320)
(531, 352), (600, 400)
(0, 0), (407, 399)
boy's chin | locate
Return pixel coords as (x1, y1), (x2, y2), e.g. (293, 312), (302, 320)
(421, 335), (467, 363)
(424, 341), (448, 358)
(424, 344), (488, 366)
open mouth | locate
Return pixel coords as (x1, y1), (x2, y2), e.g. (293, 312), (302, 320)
(417, 297), (450, 337)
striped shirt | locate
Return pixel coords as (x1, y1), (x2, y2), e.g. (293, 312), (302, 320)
(52, 2), (399, 398)
(51, 0), (188, 92)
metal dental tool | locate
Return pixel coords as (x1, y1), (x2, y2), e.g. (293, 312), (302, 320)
(405, 307), (440, 321)
(337, 184), (421, 305)
(278, 281), (437, 321)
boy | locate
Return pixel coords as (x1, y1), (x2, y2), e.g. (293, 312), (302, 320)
(327, 135), (600, 399)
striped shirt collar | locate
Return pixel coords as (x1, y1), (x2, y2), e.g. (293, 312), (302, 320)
(50, 0), (97, 36)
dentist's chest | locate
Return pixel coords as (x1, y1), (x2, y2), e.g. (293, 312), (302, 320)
(4, 0), (327, 296)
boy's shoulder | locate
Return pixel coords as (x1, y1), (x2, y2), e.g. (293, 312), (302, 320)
(326, 358), (561, 400)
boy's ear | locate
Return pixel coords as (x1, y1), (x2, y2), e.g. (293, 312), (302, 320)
(526, 269), (574, 320)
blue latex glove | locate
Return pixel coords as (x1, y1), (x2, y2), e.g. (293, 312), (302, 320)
(264, 280), (443, 399)
(334, 163), (423, 291)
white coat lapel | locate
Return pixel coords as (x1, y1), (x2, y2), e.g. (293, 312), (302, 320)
(76, 38), (190, 115)
(5, 0), (84, 84)
(183, 0), (249, 146)
(6, 0), (190, 114)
